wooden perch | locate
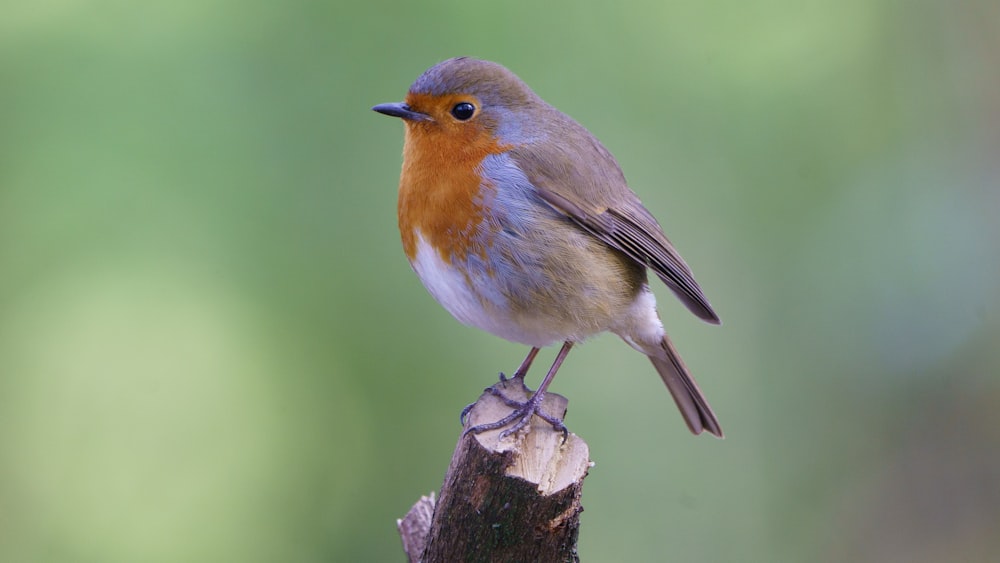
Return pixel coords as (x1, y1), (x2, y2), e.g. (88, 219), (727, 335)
(398, 377), (592, 563)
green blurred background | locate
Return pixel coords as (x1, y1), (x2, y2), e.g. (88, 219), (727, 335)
(2, 0), (998, 561)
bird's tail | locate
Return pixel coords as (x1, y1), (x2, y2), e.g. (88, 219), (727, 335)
(648, 334), (723, 438)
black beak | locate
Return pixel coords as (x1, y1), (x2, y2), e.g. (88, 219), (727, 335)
(372, 102), (432, 122)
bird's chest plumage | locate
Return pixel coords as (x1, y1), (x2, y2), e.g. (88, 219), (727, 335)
(397, 137), (640, 347)
(396, 130), (513, 339)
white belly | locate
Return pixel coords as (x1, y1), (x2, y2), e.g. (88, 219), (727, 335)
(410, 231), (566, 347)
(411, 232), (490, 328)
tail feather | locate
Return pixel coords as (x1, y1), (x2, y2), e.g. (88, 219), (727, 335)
(648, 335), (723, 438)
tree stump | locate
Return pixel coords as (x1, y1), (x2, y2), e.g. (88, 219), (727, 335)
(398, 376), (592, 562)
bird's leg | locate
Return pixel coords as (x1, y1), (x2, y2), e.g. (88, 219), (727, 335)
(498, 346), (540, 383)
(464, 342), (574, 440)
(461, 347), (540, 424)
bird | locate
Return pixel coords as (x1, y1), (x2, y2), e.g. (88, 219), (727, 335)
(373, 57), (723, 438)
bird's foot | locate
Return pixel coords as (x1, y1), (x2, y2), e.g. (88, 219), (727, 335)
(459, 371), (524, 425)
(464, 384), (567, 441)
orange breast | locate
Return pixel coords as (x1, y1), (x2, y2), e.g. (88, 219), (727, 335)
(397, 115), (507, 264)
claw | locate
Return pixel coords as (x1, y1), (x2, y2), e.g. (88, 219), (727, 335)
(459, 402), (475, 425)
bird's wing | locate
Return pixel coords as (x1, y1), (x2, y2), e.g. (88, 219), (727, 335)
(508, 137), (720, 324)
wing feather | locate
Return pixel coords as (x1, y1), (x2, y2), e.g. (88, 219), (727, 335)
(535, 189), (720, 324)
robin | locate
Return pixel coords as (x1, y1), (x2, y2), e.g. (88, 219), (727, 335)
(373, 57), (723, 438)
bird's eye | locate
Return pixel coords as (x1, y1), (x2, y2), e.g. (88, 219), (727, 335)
(451, 102), (475, 121)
